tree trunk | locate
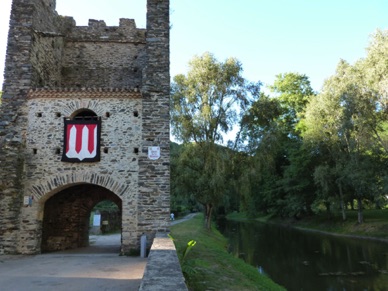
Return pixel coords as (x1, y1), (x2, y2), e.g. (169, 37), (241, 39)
(324, 201), (331, 219)
(357, 197), (363, 224)
(338, 182), (346, 221)
(205, 203), (213, 229)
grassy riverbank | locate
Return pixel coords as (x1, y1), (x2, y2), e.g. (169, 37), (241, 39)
(228, 209), (388, 241)
(170, 213), (285, 291)
(288, 209), (388, 241)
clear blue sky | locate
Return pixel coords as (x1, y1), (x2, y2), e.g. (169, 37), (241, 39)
(1, 0), (387, 92)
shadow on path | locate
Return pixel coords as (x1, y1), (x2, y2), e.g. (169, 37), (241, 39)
(0, 233), (146, 291)
(51, 233), (121, 255)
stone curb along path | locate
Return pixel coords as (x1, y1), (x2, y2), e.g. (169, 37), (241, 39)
(138, 213), (198, 291)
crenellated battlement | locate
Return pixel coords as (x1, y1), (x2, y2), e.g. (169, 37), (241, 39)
(65, 18), (146, 43)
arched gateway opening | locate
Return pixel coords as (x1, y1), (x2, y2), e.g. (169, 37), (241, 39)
(41, 184), (122, 253)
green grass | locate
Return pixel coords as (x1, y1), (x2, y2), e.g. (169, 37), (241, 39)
(170, 213), (285, 291)
(227, 211), (275, 222)
(270, 209), (388, 240)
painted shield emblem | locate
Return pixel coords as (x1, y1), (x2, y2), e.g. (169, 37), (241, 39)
(62, 118), (101, 162)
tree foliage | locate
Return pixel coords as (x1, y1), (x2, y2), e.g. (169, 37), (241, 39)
(302, 30), (388, 222)
(171, 30), (388, 226)
(170, 52), (260, 228)
(171, 52), (258, 144)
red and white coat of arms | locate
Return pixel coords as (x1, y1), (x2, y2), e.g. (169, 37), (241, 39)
(62, 118), (101, 162)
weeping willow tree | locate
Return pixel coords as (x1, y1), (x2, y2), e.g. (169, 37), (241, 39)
(175, 142), (228, 229)
(171, 52), (260, 229)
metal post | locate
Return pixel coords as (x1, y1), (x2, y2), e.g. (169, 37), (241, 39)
(140, 234), (147, 258)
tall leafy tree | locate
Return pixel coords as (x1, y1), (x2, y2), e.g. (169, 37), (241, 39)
(303, 51), (388, 223)
(362, 29), (388, 155)
(270, 72), (315, 135)
(171, 52), (260, 228)
(239, 73), (316, 218)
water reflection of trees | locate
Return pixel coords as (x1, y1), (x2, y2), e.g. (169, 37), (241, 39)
(220, 220), (388, 291)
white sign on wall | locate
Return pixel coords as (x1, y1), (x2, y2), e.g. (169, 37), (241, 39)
(23, 196), (31, 206)
(93, 214), (101, 226)
(148, 146), (160, 160)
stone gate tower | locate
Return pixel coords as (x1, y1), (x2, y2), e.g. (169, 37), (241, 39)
(0, 0), (170, 254)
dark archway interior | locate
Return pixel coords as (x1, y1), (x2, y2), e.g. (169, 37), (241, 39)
(73, 109), (98, 119)
(41, 184), (122, 253)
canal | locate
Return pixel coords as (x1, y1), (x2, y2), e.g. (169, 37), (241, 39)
(218, 219), (388, 290)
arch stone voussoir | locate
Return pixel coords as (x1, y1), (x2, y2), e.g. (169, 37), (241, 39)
(29, 173), (129, 202)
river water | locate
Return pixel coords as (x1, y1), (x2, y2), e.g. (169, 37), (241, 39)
(218, 219), (388, 291)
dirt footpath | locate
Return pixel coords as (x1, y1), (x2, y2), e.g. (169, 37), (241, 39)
(170, 212), (198, 226)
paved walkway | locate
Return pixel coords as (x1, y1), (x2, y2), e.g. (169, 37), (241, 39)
(0, 214), (197, 290)
(0, 234), (146, 291)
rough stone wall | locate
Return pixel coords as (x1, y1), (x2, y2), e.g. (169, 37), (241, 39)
(25, 90), (142, 181)
(0, 0), (170, 255)
(61, 19), (147, 89)
(19, 89), (142, 253)
(137, 0), (171, 245)
(29, 0), (64, 88)
(0, 0), (40, 255)
(30, 31), (64, 87)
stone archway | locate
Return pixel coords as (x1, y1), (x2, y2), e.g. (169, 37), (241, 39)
(41, 184), (121, 253)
